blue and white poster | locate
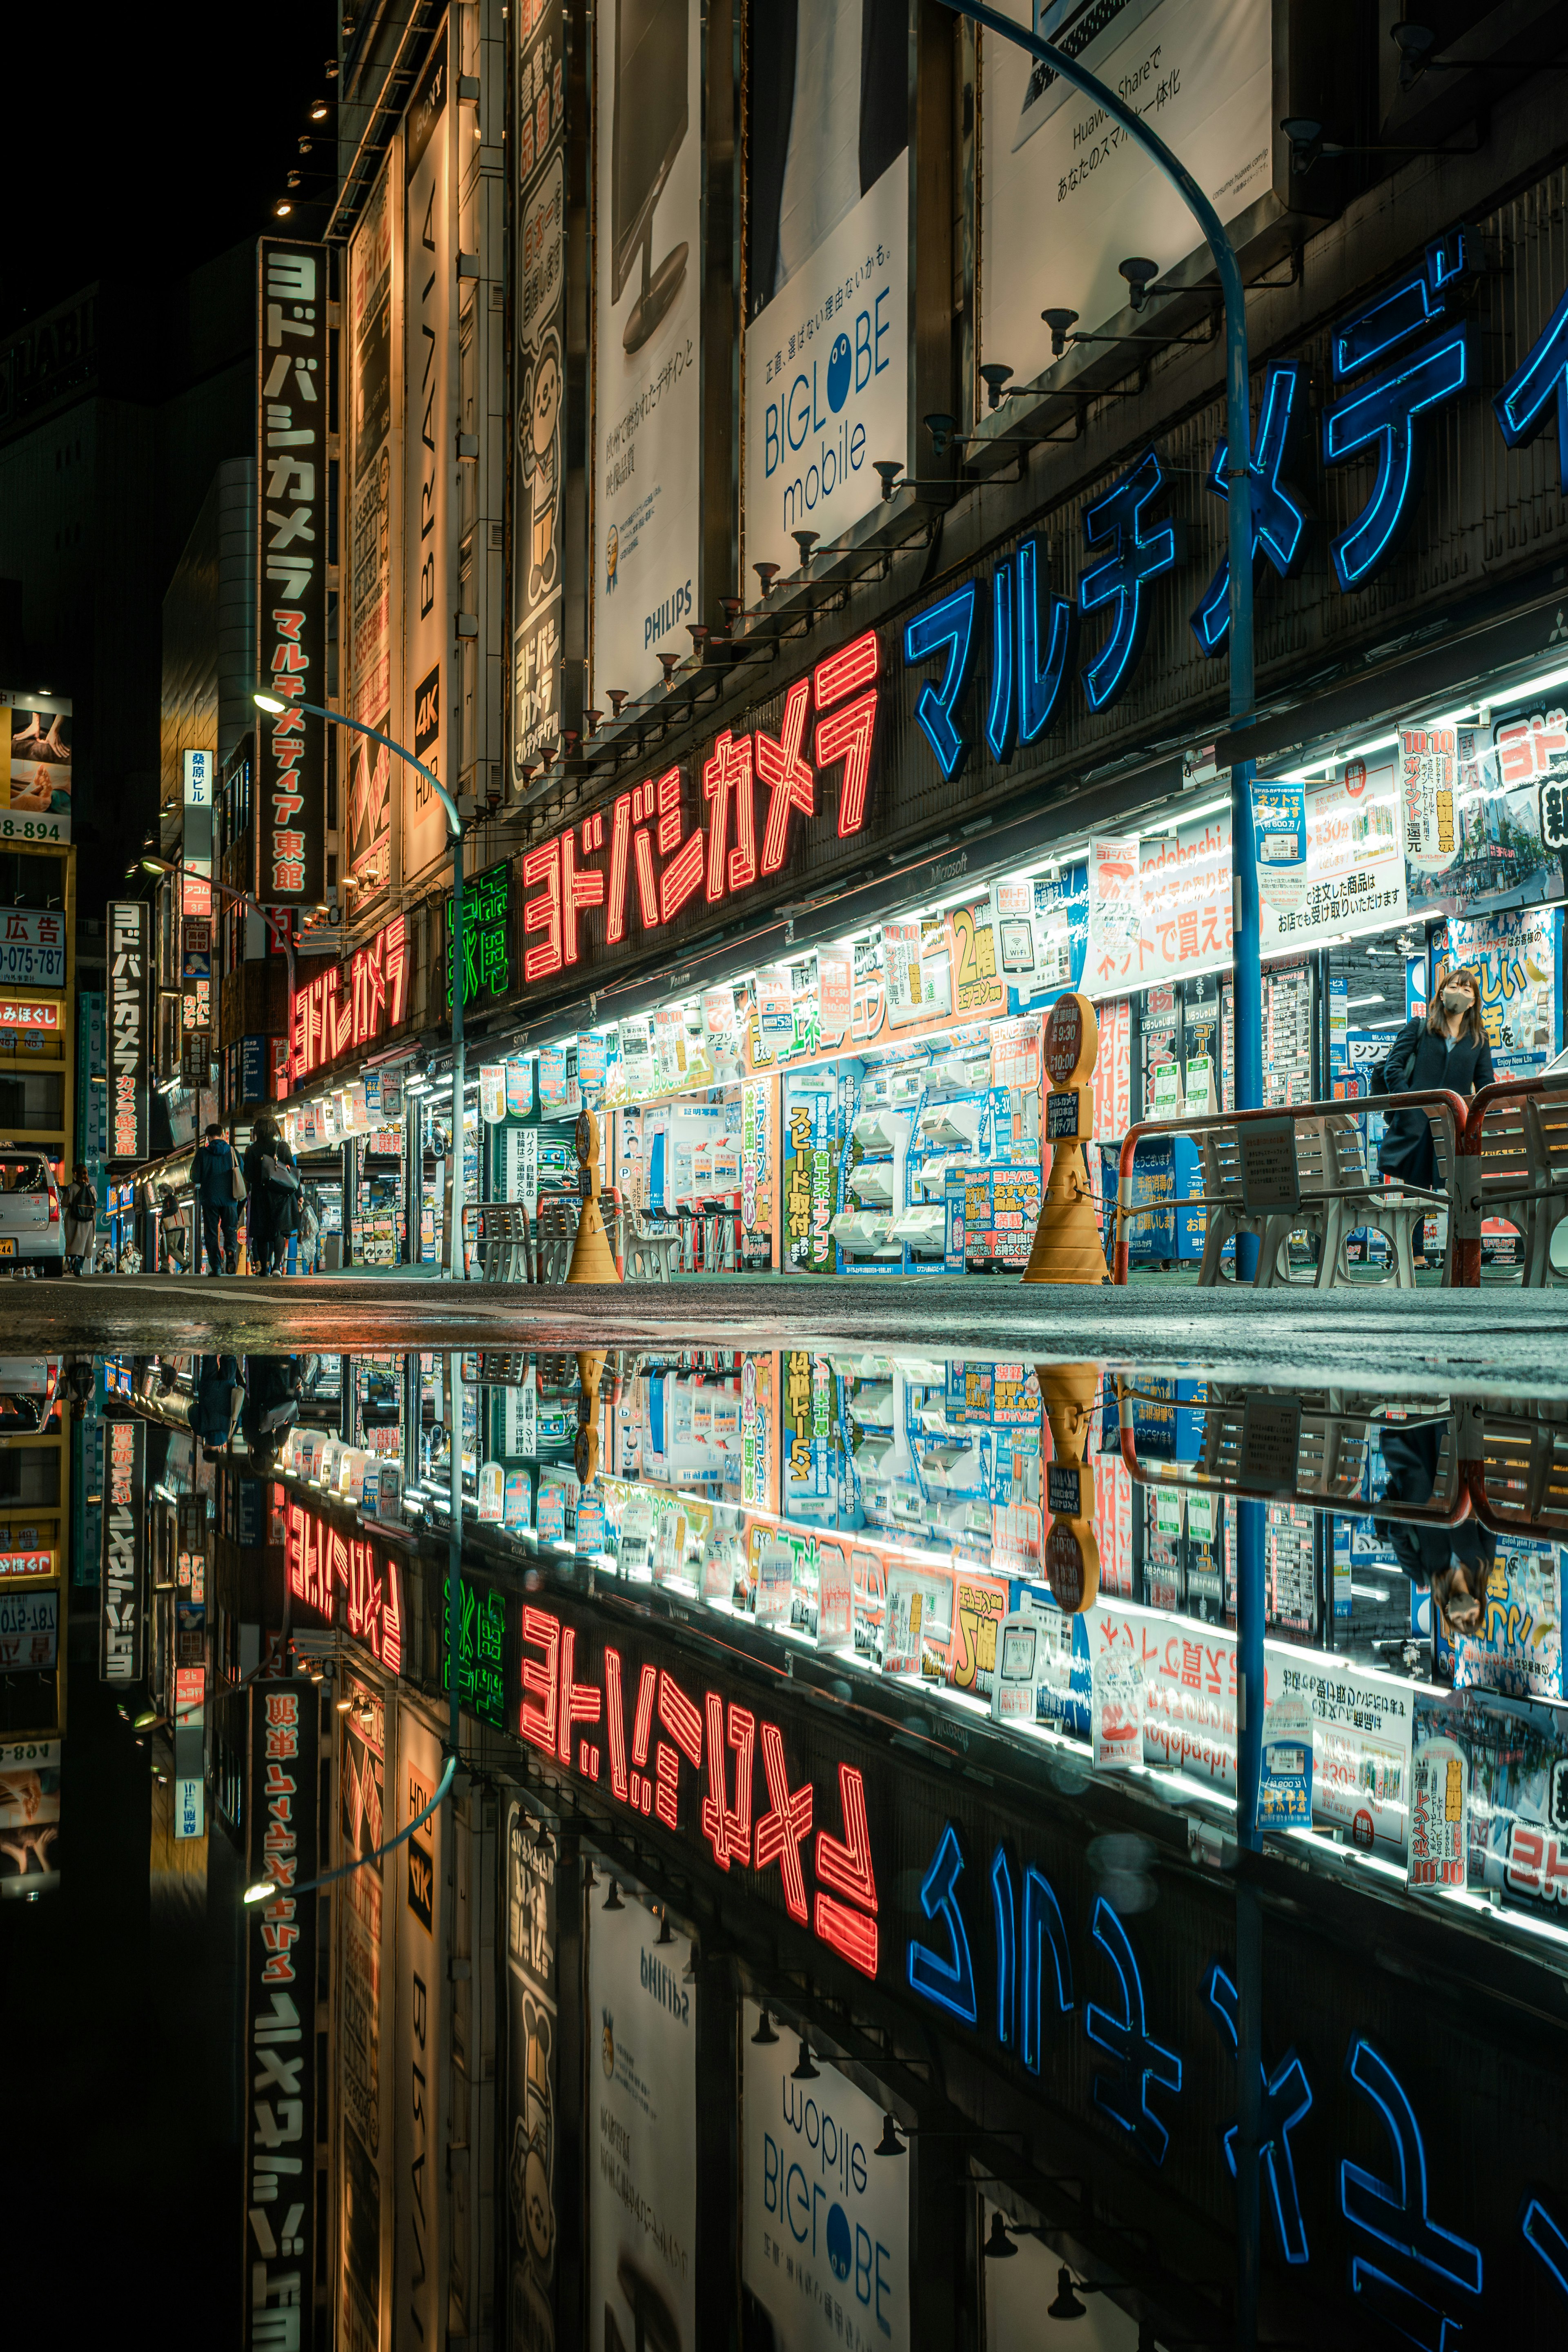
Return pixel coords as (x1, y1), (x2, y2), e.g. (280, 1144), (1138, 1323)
(743, 1998), (909, 2352)
(745, 0), (908, 576)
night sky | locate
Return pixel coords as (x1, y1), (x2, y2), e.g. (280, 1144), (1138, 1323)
(3, 3), (335, 335)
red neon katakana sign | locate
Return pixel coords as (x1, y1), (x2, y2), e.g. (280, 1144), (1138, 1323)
(520, 630), (882, 987)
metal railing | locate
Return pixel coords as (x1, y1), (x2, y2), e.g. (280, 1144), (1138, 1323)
(1109, 1091), (1471, 1286)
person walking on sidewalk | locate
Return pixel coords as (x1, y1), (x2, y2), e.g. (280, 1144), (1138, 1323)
(1376, 964), (1494, 1191)
(62, 1164), (96, 1274)
(190, 1123), (243, 1275)
(244, 1116), (301, 1274)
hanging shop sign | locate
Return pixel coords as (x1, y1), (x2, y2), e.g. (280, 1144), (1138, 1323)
(518, 631), (882, 988)
(505, 1802), (561, 2348)
(290, 910), (412, 1085)
(345, 162), (397, 904)
(441, 857), (512, 1014)
(243, 1682), (319, 2352)
(1256, 753), (1407, 956)
(512, 0), (567, 777)
(283, 1489), (406, 1675)
(107, 900), (149, 1161)
(255, 236), (328, 907)
(403, 29), (457, 884)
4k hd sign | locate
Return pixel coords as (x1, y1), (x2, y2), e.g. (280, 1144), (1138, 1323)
(256, 236), (328, 906)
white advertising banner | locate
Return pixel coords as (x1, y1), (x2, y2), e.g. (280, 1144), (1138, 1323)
(347, 156), (399, 903)
(403, 23), (457, 882)
(588, 1888), (698, 2352)
(1085, 813), (1233, 998)
(393, 1704), (445, 2344)
(744, 3), (908, 575)
(742, 2000), (909, 2352)
(1258, 752), (1408, 957)
(980, 0), (1272, 388)
(592, 0), (703, 703)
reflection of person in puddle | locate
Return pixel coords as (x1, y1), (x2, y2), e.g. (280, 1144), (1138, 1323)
(1373, 1418), (1496, 1639)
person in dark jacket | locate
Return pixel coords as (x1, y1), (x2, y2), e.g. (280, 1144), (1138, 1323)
(243, 1116), (301, 1274)
(190, 1123), (242, 1275)
(1376, 964), (1494, 1190)
(1372, 1418), (1497, 1638)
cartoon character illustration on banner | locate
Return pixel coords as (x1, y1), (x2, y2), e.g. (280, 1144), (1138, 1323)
(523, 328), (563, 607)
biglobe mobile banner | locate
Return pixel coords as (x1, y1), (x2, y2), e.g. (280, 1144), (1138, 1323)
(980, 0), (1271, 390)
(742, 1998), (909, 2352)
(587, 1883), (698, 2352)
(744, 1), (908, 578)
(591, 0), (704, 704)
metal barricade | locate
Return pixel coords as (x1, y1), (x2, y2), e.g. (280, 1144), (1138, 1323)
(1457, 1073), (1568, 1287)
(1111, 1090), (1471, 1287)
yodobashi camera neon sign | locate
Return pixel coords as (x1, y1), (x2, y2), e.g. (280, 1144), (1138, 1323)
(517, 1603), (881, 1977)
(519, 632), (882, 986)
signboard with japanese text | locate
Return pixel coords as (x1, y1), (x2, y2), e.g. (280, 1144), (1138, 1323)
(591, 0), (702, 704)
(0, 908), (65, 989)
(393, 1703), (445, 2344)
(255, 237), (329, 906)
(0, 694), (72, 837)
(347, 158), (399, 907)
(1442, 902), (1560, 1073)
(980, 0), (1272, 396)
(505, 1801), (561, 2352)
(518, 631), (883, 995)
(107, 900), (149, 1161)
(441, 857), (512, 1014)
(586, 1882), (698, 2352)
(290, 911), (412, 1088)
(744, 4), (908, 577)
(243, 1682), (319, 2352)
(99, 1417), (144, 1683)
(1258, 753), (1407, 955)
(339, 1667), (393, 2352)
(747, 2004), (912, 2352)
(513, 0), (567, 777)
(1086, 816), (1232, 998)
(403, 26), (456, 883)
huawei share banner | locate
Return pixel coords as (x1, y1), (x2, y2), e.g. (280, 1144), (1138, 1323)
(746, 158), (907, 578)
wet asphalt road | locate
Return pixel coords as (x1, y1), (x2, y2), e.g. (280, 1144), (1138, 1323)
(2, 1272), (1563, 1396)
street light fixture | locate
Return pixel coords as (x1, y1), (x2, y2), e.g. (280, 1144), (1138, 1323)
(253, 690), (469, 1278)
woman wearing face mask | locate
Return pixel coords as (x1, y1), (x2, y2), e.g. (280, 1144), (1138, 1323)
(1376, 963), (1494, 1192)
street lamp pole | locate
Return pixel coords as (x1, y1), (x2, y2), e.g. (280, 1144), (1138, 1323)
(931, 9), (1267, 2340)
(252, 694), (468, 1280)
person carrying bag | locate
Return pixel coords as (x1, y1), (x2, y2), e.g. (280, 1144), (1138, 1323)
(1375, 963), (1494, 1192)
(191, 1123), (242, 1275)
(243, 1116), (301, 1275)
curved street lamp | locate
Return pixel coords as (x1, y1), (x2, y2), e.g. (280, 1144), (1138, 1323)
(252, 692), (468, 1279)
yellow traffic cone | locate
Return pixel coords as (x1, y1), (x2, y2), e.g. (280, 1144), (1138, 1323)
(566, 1109), (622, 1284)
(1038, 1360), (1101, 1613)
(1022, 990), (1109, 1284)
